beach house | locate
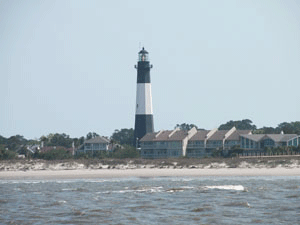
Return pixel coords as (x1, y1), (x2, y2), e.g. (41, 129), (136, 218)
(83, 136), (110, 154)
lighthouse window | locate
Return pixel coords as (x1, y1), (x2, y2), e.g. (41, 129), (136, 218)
(139, 53), (148, 62)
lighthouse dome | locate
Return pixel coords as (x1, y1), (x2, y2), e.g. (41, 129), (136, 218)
(139, 47), (148, 54)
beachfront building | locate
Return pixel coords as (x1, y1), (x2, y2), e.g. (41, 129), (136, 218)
(140, 127), (252, 158)
(240, 134), (299, 150)
(140, 127), (300, 158)
(186, 127), (252, 157)
(83, 136), (110, 154)
(140, 127), (197, 158)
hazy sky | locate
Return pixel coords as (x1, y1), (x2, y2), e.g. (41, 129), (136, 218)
(1, 0), (300, 139)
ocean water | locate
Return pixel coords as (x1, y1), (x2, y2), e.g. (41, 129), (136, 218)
(0, 176), (300, 224)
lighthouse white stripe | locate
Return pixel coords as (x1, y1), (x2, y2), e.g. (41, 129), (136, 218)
(135, 83), (153, 115)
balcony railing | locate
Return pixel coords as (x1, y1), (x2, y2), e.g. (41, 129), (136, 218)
(187, 144), (205, 149)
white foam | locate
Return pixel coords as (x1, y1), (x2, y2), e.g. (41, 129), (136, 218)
(181, 186), (194, 189)
(111, 186), (163, 194)
(96, 191), (110, 194)
(62, 188), (76, 191)
(204, 185), (245, 191)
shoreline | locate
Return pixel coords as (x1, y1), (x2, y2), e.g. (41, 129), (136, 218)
(1, 157), (300, 180)
(1, 167), (300, 180)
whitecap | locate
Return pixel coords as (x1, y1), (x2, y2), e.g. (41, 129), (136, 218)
(62, 188), (76, 191)
(181, 186), (194, 189)
(96, 191), (110, 194)
(111, 186), (163, 194)
(204, 185), (245, 191)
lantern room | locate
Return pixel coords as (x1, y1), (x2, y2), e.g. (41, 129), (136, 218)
(138, 47), (149, 62)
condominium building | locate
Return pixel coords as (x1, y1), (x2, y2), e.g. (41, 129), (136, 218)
(186, 127), (251, 157)
(140, 127), (300, 158)
(240, 134), (299, 150)
(140, 127), (197, 158)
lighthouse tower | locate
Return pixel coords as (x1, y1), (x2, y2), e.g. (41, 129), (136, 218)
(134, 47), (154, 146)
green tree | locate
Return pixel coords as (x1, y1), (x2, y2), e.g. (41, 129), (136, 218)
(174, 123), (198, 130)
(218, 119), (256, 130)
(112, 145), (139, 158)
(111, 128), (134, 146)
(0, 135), (6, 145)
(0, 145), (17, 160)
(278, 121), (300, 134)
(291, 121), (300, 134)
(86, 132), (99, 140)
(6, 135), (27, 151)
(73, 136), (85, 147)
(36, 148), (72, 160)
(253, 126), (279, 134)
(42, 133), (73, 148)
(40, 135), (48, 142)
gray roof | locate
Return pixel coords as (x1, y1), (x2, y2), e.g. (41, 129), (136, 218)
(189, 130), (210, 141)
(208, 130), (228, 141)
(168, 130), (190, 141)
(189, 130), (251, 141)
(142, 129), (254, 142)
(140, 130), (190, 142)
(226, 130), (252, 141)
(240, 134), (298, 142)
(280, 134), (298, 142)
(240, 134), (265, 142)
(84, 136), (110, 144)
(267, 134), (297, 142)
(139, 132), (157, 142)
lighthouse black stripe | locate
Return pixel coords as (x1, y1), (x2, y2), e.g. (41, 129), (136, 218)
(137, 61), (151, 83)
(134, 115), (154, 141)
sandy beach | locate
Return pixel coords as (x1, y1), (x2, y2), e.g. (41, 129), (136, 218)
(0, 167), (300, 180)
(1, 157), (300, 180)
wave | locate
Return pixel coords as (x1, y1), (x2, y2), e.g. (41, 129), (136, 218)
(97, 186), (164, 194)
(0, 178), (122, 184)
(204, 185), (245, 191)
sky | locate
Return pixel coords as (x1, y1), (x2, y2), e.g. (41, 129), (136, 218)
(1, 0), (300, 139)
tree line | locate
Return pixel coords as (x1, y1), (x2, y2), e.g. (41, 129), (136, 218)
(0, 129), (135, 160)
(175, 120), (300, 135)
(1, 120), (299, 160)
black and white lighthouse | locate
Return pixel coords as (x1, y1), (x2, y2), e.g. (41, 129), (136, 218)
(134, 47), (154, 146)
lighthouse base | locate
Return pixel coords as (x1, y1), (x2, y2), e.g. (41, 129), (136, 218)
(134, 114), (154, 144)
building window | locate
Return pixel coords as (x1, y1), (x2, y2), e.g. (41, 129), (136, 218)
(170, 141), (181, 148)
(172, 150), (178, 156)
(158, 142), (166, 146)
(85, 143), (91, 150)
(293, 138), (297, 146)
(93, 144), (100, 150)
(263, 139), (275, 147)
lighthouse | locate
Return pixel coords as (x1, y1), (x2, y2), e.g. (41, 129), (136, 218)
(134, 47), (154, 146)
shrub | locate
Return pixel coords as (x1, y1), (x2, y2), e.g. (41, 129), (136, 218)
(37, 148), (73, 160)
(0, 148), (17, 160)
(111, 145), (139, 159)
